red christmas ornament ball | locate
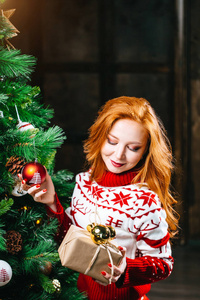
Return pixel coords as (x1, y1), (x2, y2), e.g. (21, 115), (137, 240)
(22, 161), (46, 186)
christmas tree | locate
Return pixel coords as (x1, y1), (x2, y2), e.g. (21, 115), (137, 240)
(0, 5), (85, 300)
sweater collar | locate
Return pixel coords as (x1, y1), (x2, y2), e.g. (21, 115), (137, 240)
(96, 169), (137, 187)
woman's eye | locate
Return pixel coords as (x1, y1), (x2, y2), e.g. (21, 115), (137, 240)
(107, 138), (117, 145)
(128, 146), (140, 152)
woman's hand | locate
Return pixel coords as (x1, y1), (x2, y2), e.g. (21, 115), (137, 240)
(99, 246), (127, 285)
(17, 169), (57, 211)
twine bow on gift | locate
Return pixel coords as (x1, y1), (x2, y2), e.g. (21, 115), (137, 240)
(84, 243), (114, 284)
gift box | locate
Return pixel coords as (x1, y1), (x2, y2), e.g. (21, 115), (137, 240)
(58, 225), (123, 284)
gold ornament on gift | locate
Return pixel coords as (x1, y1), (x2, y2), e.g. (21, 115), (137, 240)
(87, 223), (116, 245)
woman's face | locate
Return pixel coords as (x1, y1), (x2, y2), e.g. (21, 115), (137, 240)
(101, 119), (148, 174)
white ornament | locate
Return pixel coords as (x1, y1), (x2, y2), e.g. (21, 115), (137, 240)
(17, 120), (35, 132)
(15, 105), (35, 132)
(52, 279), (61, 292)
(0, 260), (12, 287)
(11, 175), (27, 197)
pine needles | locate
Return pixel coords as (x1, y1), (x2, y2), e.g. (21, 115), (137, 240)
(0, 48), (36, 79)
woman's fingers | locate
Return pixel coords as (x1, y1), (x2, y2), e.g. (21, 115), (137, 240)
(33, 188), (47, 202)
(99, 246), (127, 285)
(17, 174), (22, 180)
(21, 180), (31, 191)
(118, 246), (126, 257)
(26, 184), (41, 195)
(108, 265), (122, 277)
(17, 174), (30, 191)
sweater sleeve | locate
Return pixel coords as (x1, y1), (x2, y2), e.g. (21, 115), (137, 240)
(46, 193), (72, 244)
(117, 192), (174, 288)
(117, 255), (174, 288)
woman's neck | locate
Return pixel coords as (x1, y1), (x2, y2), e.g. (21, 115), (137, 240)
(96, 169), (137, 187)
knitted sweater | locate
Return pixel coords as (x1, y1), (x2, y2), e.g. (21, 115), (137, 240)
(47, 170), (174, 300)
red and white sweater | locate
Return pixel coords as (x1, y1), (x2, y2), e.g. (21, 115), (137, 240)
(47, 170), (174, 300)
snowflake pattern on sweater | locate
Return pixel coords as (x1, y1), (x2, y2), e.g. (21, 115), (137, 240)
(67, 172), (172, 265)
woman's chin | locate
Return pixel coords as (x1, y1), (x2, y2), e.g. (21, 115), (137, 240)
(106, 165), (125, 174)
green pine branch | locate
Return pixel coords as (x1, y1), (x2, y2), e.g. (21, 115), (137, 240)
(0, 171), (14, 195)
(0, 128), (18, 146)
(37, 273), (57, 294)
(0, 197), (14, 216)
(23, 241), (59, 274)
(24, 102), (54, 128)
(0, 48), (36, 79)
(0, 225), (6, 251)
(0, 92), (8, 105)
(4, 125), (66, 164)
(0, 80), (54, 129)
(6, 207), (53, 235)
(36, 126), (67, 150)
(15, 126), (67, 164)
(0, 199), (13, 251)
(34, 218), (59, 243)
(0, 79), (38, 107)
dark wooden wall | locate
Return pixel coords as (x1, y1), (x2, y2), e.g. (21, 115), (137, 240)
(2, 0), (199, 241)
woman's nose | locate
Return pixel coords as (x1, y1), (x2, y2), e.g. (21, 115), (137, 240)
(115, 145), (126, 159)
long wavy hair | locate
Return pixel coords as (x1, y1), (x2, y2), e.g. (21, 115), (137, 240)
(84, 96), (179, 237)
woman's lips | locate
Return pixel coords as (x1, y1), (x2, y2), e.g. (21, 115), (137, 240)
(111, 160), (125, 167)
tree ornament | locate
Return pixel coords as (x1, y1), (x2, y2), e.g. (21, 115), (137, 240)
(15, 105), (35, 133)
(1, 9), (20, 49)
(5, 230), (23, 255)
(5, 156), (27, 196)
(87, 223), (116, 244)
(52, 279), (61, 293)
(11, 176), (28, 197)
(39, 261), (52, 276)
(0, 260), (12, 287)
(21, 159), (46, 186)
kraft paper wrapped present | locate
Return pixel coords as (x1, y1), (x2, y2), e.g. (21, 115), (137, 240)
(58, 225), (123, 284)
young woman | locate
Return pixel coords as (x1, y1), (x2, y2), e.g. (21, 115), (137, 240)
(20, 96), (179, 300)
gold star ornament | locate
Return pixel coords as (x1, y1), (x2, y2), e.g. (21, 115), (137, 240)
(1, 9), (20, 48)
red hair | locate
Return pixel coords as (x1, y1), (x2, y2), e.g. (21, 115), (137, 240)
(84, 96), (179, 237)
